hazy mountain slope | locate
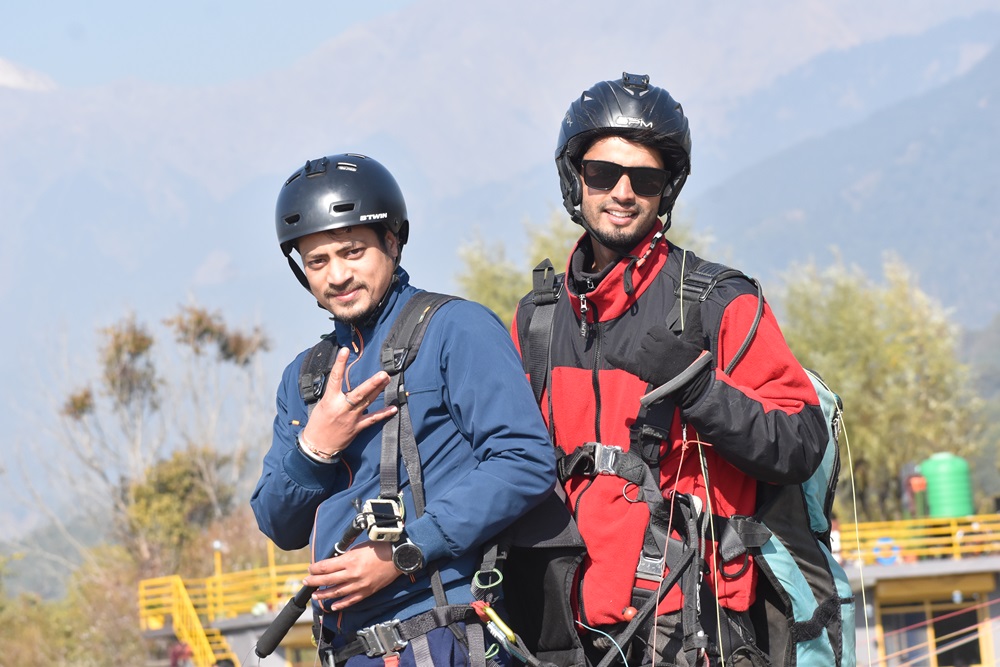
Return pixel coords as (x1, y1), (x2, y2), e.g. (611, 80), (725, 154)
(691, 45), (1000, 326)
(1, 0), (999, 535)
(691, 11), (1000, 195)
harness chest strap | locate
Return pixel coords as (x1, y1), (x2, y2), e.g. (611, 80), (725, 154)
(333, 605), (483, 663)
(557, 442), (774, 584)
(557, 443), (669, 582)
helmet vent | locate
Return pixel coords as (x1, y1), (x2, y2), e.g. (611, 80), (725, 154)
(332, 203), (355, 214)
(282, 214), (300, 225)
(336, 162), (358, 172)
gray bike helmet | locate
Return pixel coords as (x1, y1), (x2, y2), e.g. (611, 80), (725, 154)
(556, 72), (691, 228)
(275, 153), (409, 289)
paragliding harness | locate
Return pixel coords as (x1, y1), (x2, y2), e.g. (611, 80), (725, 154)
(518, 256), (855, 667)
(293, 291), (555, 667)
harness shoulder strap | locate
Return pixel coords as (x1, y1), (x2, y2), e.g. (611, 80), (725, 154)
(299, 336), (338, 417)
(376, 292), (464, 629)
(524, 258), (562, 404)
(665, 255), (764, 374)
(378, 291), (461, 504)
(380, 291), (459, 378)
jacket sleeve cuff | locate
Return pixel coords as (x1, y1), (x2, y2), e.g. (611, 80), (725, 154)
(402, 514), (452, 564)
(281, 441), (341, 491)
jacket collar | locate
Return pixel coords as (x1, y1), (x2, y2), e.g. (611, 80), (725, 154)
(564, 223), (669, 323)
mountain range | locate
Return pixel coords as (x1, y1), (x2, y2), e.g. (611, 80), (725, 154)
(1, 0), (999, 537)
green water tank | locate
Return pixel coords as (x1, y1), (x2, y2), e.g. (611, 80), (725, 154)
(919, 453), (974, 518)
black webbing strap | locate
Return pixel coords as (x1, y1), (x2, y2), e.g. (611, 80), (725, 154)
(556, 443), (670, 584)
(666, 257), (764, 375)
(630, 397), (675, 466)
(299, 336), (338, 417)
(525, 259), (561, 405)
(378, 291), (460, 504)
(679, 496), (708, 657)
(376, 292), (461, 616)
(593, 493), (703, 667)
(333, 605), (480, 661)
(469, 540), (503, 605)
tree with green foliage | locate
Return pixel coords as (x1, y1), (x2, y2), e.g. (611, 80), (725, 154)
(778, 255), (987, 522)
(30, 305), (271, 578)
(0, 304), (273, 665)
(127, 445), (235, 575)
(962, 313), (1000, 506)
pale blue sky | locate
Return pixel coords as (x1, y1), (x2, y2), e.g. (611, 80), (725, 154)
(1, 0), (416, 87)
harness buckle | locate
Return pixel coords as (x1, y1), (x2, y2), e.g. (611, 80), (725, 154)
(357, 620), (408, 657)
(636, 553), (666, 582)
(592, 443), (622, 475)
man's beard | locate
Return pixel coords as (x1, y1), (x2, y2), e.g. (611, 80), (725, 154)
(585, 222), (650, 256)
(334, 301), (379, 326)
(325, 274), (396, 326)
(324, 284), (377, 326)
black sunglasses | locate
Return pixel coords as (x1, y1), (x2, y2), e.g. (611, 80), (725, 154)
(580, 160), (670, 198)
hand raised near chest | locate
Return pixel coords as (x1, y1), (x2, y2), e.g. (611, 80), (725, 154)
(300, 347), (398, 458)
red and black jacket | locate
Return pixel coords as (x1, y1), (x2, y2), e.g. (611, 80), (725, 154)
(512, 223), (827, 628)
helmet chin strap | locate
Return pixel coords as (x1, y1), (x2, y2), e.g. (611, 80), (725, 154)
(288, 254), (311, 291)
(361, 272), (400, 328)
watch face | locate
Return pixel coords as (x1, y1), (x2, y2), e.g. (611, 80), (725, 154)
(393, 542), (423, 573)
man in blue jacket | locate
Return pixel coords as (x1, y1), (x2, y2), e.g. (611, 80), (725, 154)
(251, 153), (556, 666)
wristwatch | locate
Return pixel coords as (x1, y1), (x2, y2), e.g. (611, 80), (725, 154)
(391, 539), (424, 574)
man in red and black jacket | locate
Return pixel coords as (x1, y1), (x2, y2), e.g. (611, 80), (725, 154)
(512, 73), (828, 667)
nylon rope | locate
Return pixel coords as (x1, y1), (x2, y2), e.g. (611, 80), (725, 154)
(696, 434), (726, 667)
(648, 420), (691, 663)
(675, 252), (723, 667)
(841, 408), (873, 666)
(881, 595), (1000, 639)
(879, 609), (999, 667)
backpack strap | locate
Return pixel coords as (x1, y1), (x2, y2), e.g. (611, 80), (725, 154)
(666, 257), (764, 374)
(298, 336), (338, 417)
(378, 291), (460, 506)
(525, 258), (562, 404)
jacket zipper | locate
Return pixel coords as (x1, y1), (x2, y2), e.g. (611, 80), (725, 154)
(592, 322), (602, 443)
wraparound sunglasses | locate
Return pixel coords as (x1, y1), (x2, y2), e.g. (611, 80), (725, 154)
(581, 160), (671, 198)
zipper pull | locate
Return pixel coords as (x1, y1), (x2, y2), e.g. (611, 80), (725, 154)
(578, 295), (589, 338)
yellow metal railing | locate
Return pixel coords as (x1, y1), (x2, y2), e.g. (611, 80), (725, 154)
(840, 513), (1000, 566)
(138, 575), (241, 667)
(139, 515), (1000, 659)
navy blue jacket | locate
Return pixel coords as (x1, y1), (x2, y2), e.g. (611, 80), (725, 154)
(251, 269), (556, 638)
